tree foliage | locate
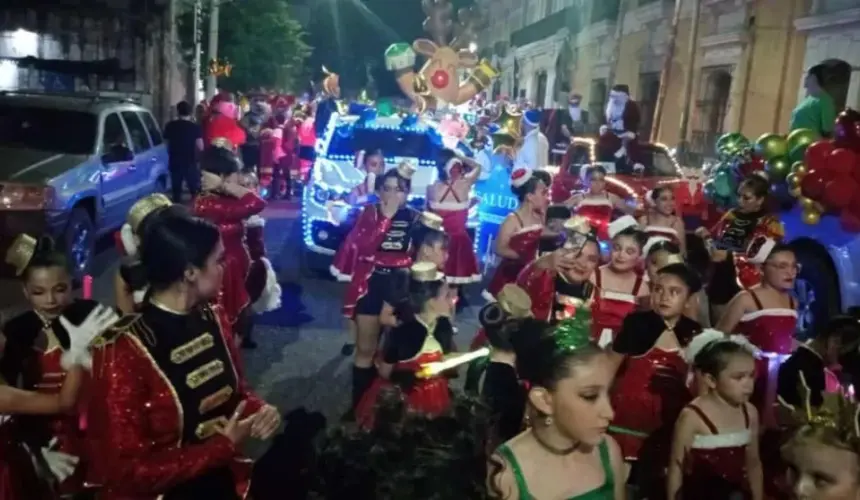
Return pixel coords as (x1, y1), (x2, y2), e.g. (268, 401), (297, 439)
(178, 0), (312, 92)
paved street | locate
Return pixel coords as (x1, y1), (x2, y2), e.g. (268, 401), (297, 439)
(0, 201), (483, 441)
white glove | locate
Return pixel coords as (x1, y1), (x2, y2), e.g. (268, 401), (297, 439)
(60, 305), (120, 370)
(633, 163), (645, 172)
(40, 438), (79, 482)
(599, 125), (608, 136)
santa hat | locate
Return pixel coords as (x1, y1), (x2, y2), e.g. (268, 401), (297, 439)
(642, 236), (670, 257)
(510, 168), (533, 188)
(523, 109), (541, 127)
(608, 215), (639, 239)
(746, 236), (777, 265)
(610, 84), (630, 95)
(444, 156), (465, 178)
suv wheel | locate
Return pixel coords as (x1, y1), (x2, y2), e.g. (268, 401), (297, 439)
(64, 206), (95, 281)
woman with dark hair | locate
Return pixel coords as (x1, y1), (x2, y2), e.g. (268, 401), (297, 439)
(517, 216), (600, 323)
(195, 146), (268, 345)
(314, 389), (497, 499)
(565, 164), (638, 241)
(87, 211), (280, 499)
(427, 149), (482, 285)
(334, 163), (420, 410)
(695, 173), (784, 322)
(483, 168), (551, 302)
(346, 148), (385, 205)
(640, 185), (686, 255)
(607, 261), (703, 497)
(717, 244), (799, 427)
(0, 234), (118, 497)
(490, 315), (625, 499)
(354, 262), (454, 428)
(790, 64), (838, 137)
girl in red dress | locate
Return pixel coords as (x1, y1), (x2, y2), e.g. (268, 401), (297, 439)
(427, 150), (482, 285)
(643, 240), (708, 325)
(483, 168), (550, 302)
(639, 185), (686, 254)
(565, 165), (638, 241)
(355, 262), (454, 428)
(589, 215), (649, 347)
(717, 244), (798, 428)
(346, 148), (385, 206)
(607, 262), (703, 497)
(668, 331), (763, 500)
(195, 147), (268, 331)
(1, 234), (119, 497)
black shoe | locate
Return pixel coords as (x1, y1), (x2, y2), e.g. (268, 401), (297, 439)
(241, 338), (258, 349)
(340, 342), (355, 356)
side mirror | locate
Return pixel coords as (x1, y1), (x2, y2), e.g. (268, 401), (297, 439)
(101, 145), (133, 164)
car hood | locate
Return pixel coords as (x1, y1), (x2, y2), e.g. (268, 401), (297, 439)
(0, 147), (89, 184)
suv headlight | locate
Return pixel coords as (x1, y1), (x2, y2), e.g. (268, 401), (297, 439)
(0, 184), (56, 210)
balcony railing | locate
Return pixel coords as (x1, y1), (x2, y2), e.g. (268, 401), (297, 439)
(510, 6), (581, 47)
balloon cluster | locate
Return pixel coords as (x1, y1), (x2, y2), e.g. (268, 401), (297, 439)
(786, 109), (860, 229)
(702, 132), (755, 209)
(490, 104), (523, 156)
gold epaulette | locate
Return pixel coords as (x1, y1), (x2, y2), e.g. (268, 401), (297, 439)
(91, 314), (141, 349)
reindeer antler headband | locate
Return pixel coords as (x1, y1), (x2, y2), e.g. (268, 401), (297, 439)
(778, 372), (860, 451)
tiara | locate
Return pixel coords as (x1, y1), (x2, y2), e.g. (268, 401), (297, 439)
(778, 372), (860, 450)
(396, 161), (416, 179)
(419, 211), (444, 232)
(126, 193), (172, 232)
(411, 261), (444, 282)
(655, 253), (685, 269)
(5, 234), (37, 276)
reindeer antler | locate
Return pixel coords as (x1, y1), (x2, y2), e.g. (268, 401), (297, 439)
(450, 7), (485, 50)
(421, 0), (454, 46)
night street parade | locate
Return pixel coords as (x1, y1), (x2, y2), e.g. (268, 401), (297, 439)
(2, 0), (860, 498)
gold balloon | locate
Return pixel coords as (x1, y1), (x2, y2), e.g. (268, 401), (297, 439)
(786, 173), (802, 189)
(493, 104), (523, 138)
(802, 209), (821, 225)
(755, 133), (788, 161)
(787, 128), (819, 151)
(790, 161), (807, 177)
(799, 197), (816, 210)
(789, 186), (802, 198)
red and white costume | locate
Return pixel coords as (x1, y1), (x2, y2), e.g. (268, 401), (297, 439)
(708, 210), (784, 289)
(244, 215), (281, 314)
(681, 403), (753, 499)
(482, 170), (543, 302)
(641, 211), (682, 248)
(590, 216), (646, 347)
(574, 192), (614, 241)
(429, 158), (480, 284)
(610, 311), (699, 482)
(597, 84), (644, 171)
(203, 101), (246, 152)
(193, 191), (267, 325)
(517, 260), (593, 323)
(258, 119), (284, 193)
(296, 113), (316, 182)
(87, 304), (264, 499)
(734, 290), (797, 428)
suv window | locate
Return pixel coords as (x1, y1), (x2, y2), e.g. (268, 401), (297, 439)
(102, 113), (127, 152)
(326, 126), (437, 160)
(121, 111), (152, 153)
(139, 111), (163, 146)
(0, 104), (97, 155)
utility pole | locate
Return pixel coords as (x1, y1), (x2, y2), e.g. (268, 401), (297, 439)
(191, 0), (203, 105)
(205, 0), (220, 99)
(163, 0), (178, 122)
(650, 0), (683, 143)
(606, 0), (629, 90)
(677, 0), (702, 164)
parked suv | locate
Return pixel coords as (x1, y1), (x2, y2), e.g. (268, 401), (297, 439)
(0, 91), (169, 278)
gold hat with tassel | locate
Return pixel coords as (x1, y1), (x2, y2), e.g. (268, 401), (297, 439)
(127, 193), (172, 232)
(419, 211), (445, 232)
(5, 234), (38, 276)
(411, 261), (444, 283)
(496, 284), (533, 318)
(396, 161), (417, 179)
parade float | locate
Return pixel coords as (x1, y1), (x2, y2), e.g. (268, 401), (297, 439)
(700, 108), (860, 338)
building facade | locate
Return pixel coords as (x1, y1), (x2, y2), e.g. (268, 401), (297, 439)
(476, 0), (860, 160)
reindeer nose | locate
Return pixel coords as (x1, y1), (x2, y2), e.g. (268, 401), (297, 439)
(431, 69), (449, 89)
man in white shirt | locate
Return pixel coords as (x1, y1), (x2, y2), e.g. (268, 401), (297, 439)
(514, 109), (549, 169)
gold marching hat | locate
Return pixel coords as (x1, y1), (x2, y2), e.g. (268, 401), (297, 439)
(562, 216), (592, 250)
(419, 211), (445, 232)
(5, 234), (38, 276)
(411, 261), (444, 282)
(127, 193), (172, 232)
(396, 161), (416, 179)
(496, 284), (533, 318)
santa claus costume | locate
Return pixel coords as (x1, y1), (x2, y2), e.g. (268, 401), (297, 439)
(429, 156), (481, 285)
(295, 105), (317, 188)
(597, 84), (644, 173)
(513, 109), (549, 170)
(482, 169), (545, 302)
(258, 118), (284, 197)
(203, 99), (246, 152)
(244, 214), (282, 314)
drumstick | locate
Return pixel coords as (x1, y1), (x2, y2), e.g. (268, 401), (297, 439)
(417, 347), (490, 379)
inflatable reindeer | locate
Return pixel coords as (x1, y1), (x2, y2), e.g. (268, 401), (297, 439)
(384, 0), (499, 111)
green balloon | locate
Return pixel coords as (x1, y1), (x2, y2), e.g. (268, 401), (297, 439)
(787, 128), (819, 152)
(376, 98), (395, 117)
(788, 144), (807, 165)
(713, 169), (735, 198)
(717, 133), (750, 159)
(755, 133), (788, 161)
(765, 157), (791, 181)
